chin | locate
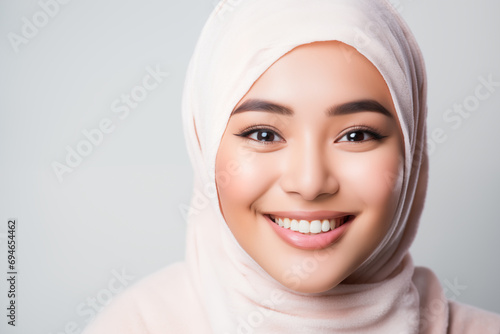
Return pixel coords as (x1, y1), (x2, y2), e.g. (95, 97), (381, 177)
(287, 279), (340, 294)
(272, 262), (351, 294)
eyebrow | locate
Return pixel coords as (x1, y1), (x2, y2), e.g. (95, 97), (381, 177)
(231, 98), (393, 118)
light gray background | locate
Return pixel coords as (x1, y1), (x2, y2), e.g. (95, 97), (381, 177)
(1, 1), (499, 333)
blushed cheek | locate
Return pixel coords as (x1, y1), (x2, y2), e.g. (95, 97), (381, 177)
(216, 141), (275, 216)
(231, 158), (276, 206)
(337, 149), (403, 210)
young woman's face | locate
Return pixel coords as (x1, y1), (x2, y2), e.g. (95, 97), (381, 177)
(215, 41), (404, 293)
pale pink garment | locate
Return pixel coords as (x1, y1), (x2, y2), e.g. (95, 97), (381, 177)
(83, 0), (500, 333)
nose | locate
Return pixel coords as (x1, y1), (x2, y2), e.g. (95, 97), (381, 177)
(279, 139), (339, 201)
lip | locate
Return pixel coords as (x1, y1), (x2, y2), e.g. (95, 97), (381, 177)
(266, 210), (351, 221)
(264, 212), (354, 250)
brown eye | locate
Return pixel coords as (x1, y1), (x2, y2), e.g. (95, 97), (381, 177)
(237, 128), (284, 143)
(346, 131), (369, 142)
(254, 130), (275, 142)
(337, 128), (385, 143)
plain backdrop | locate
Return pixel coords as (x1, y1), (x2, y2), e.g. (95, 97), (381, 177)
(1, 1), (499, 333)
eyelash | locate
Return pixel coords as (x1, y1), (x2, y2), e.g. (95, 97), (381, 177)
(337, 125), (387, 143)
(234, 124), (284, 145)
(234, 124), (387, 144)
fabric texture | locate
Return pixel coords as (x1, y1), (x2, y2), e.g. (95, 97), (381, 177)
(82, 263), (500, 334)
(83, 0), (500, 333)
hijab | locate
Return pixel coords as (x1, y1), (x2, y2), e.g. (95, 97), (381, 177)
(80, 1), (500, 333)
(181, 0), (445, 333)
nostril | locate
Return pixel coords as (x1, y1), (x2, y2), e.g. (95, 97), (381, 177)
(278, 151), (339, 200)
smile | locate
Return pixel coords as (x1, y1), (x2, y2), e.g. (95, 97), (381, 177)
(264, 212), (355, 250)
(268, 215), (352, 234)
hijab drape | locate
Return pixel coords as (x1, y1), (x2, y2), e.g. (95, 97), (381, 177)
(182, 0), (435, 332)
(83, 1), (500, 333)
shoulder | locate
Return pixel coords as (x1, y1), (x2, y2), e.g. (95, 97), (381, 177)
(413, 265), (500, 333)
(82, 262), (209, 334)
(447, 300), (500, 334)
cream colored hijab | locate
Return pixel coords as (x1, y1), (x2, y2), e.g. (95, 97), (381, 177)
(182, 0), (437, 333)
(80, 1), (500, 333)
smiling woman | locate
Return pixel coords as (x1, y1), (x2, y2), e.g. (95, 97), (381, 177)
(216, 41), (404, 293)
(82, 0), (500, 333)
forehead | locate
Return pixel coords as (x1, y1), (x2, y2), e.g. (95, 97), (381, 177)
(233, 41), (397, 121)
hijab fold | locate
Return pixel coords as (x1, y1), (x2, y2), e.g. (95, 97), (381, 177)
(181, 0), (441, 332)
(81, 1), (500, 333)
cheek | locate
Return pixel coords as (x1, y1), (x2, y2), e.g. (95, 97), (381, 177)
(336, 145), (403, 209)
(215, 141), (281, 252)
(215, 141), (276, 216)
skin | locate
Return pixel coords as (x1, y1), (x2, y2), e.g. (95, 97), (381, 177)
(215, 41), (404, 293)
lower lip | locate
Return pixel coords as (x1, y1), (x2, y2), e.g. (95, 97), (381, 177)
(264, 215), (352, 250)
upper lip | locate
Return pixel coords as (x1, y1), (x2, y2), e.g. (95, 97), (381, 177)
(265, 210), (353, 221)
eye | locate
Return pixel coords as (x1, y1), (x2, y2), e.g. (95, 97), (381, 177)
(247, 129), (283, 143)
(235, 127), (284, 144)
(336, 128), (385, 143)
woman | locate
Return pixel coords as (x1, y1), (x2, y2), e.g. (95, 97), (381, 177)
(84, 0), (500, 332)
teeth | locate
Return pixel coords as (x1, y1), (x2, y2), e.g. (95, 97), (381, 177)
(299, 220), (309, 233)
(310, 220), (322, 234)
(321, 219), (330, 232)
(270, 215), (348, 234)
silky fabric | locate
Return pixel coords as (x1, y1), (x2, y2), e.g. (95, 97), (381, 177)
(183, 0), (427, 332)
(83, 0), (500, 333)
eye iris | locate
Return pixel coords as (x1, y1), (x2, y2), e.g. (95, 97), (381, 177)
(347, 131), (365, 141)
(257, 130), (274, 141)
